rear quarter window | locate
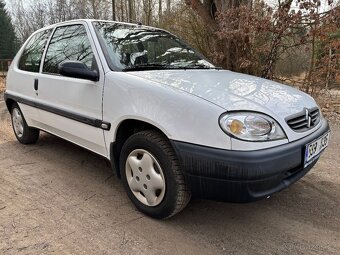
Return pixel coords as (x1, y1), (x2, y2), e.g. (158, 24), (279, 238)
(18, 29), (52, 72)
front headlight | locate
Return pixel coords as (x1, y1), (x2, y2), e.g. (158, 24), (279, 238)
(219, 112), (286, 141)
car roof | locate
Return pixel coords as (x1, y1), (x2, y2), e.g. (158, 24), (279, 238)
(34, 19), (165, 34)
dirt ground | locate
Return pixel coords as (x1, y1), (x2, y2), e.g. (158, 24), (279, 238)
(0, 94), (339, 255)
(0, 77), (5, 93)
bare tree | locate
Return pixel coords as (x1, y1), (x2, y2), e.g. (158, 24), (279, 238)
(142, 0), (154, 25)
(261, 0), (293, 78)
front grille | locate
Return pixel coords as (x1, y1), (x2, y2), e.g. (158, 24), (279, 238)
(286, 107), (320, 132)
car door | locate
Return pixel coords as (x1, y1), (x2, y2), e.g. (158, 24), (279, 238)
(35, 22), (107, 156)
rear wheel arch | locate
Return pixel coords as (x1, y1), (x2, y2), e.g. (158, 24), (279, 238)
(110, 119), (171, 178)
(10, 102), (39, 144)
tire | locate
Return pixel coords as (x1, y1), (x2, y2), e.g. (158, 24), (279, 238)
(11, 103), (39, 144)
(120, 130), (191, 219)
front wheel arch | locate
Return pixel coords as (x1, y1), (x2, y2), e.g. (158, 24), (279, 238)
(5, 98), (15, 112)
(110, 119), (171, 178)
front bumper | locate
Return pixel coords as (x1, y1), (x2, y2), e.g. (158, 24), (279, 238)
(171, 118), (330, 202)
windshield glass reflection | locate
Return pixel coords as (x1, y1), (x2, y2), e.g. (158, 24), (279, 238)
(93, 22), (215, 71)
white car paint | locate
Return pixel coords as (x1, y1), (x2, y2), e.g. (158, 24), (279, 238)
(6, 19), (322, 158)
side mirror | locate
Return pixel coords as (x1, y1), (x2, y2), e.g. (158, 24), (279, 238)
(58, 60), (99, 81)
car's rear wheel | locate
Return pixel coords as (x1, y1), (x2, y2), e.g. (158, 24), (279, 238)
(11, 103), (39, 144)
(120, 130), (191, 219)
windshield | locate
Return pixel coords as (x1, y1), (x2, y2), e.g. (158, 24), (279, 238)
(93, 21), (215, 71)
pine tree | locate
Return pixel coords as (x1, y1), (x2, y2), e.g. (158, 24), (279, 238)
(0, 0), (17, 59)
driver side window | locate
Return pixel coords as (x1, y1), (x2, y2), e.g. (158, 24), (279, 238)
(43, 24), (97, 74)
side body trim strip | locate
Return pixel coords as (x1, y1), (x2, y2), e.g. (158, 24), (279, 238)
(4, 92), (111, 130)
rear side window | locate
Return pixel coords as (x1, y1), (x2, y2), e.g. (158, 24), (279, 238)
(43, 24), (96, 74)
(18, 30), (51, 72)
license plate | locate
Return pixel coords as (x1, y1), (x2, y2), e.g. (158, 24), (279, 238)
(304, 132), (330, 167)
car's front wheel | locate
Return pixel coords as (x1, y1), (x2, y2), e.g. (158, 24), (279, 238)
(11, 103), (39, 144)
(120, 130), (191, 219)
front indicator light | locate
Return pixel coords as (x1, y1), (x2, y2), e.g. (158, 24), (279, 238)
(230, 119), (244, 135)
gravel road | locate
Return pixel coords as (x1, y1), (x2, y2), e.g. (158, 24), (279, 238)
(0, 94), (339, 254)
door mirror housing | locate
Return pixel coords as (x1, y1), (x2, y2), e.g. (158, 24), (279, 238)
(58, 61), (99, 81)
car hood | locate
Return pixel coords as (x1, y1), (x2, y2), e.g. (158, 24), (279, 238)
(128, 69), (317, 118)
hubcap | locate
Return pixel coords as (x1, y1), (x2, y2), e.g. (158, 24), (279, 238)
(12, 108), (24, 138)
(125, 149), (166, 207)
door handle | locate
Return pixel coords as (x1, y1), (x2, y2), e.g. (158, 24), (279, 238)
(34, 78), (39, 91)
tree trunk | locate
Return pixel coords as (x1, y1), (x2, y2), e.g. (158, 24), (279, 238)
(305, 26), (316, 95)
(128, 0), (133, 22)
(143, 0), (152, 26)
(90, 0), (99, 19)
(186, 0), (248, 70)
(185, 0), (216, 33)
(112, 0), (116, 20)
(325, 47), (332, 90)
(120, 0), (124, 21)
(159, 0), (162, 22)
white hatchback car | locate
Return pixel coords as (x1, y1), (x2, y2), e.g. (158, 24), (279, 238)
(5, 19), (330, 218)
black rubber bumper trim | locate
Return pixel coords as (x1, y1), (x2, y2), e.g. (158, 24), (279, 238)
(170, 119), (330, 202)
(4, 92), (111, 131)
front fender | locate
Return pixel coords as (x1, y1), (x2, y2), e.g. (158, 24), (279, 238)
(102, 72), (231, 151)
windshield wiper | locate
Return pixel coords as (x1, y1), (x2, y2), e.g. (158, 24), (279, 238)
(122, 63), (175, 71)
(181, 64), (222, 70)
(122, 63), (222, 71)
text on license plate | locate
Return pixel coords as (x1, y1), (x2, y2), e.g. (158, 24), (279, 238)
(304, 132), (330, 167)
